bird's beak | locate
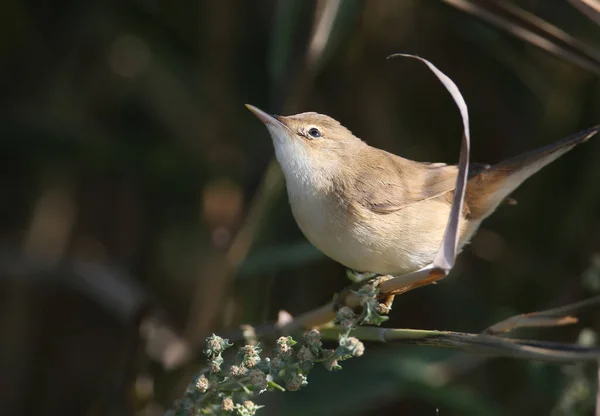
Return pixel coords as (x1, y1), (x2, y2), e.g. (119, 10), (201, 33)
(245, 104), (288, 129)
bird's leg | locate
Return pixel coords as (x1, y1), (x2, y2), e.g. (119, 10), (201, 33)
(336, 268), (446, 315)
(378, 269), (448, 311)
(389, 268), (447, 296)
(346, 270), (394, 311)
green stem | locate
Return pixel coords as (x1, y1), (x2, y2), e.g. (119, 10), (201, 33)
(268, 381), (286, 392)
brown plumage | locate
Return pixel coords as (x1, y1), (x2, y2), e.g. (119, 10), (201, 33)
(464, 127), (598, 219)
(246, 104), (599, 276)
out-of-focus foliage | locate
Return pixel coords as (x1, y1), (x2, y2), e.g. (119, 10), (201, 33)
(1, 1), (600, 415)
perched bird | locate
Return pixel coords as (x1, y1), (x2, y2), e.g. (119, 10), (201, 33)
(246, 104), (598, 277)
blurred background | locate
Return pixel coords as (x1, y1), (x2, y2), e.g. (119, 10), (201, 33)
(1, 0), (600, 415)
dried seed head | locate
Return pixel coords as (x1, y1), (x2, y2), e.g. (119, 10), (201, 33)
(195, 375), (209, 393)
(221, 397), (234, 412)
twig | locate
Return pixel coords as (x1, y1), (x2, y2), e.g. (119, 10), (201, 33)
(225, 291), (600, 361)
(485, 296), (600, 335)
(318, 326), (600, 363)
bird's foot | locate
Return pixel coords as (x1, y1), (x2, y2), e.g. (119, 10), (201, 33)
(336, 272), (396, 315)
(335, 273), (379, 311)
(371, 274), (396, 314)
(346, 269), (379, 283)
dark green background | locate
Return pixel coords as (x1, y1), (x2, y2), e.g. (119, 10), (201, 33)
(1, 1), (599, 415)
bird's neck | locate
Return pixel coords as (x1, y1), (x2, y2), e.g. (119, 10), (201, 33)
(274, 145), (338, 195)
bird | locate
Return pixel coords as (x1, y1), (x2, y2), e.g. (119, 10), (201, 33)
(246, 104), (598, 280)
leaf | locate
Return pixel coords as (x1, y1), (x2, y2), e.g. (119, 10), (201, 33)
(443, 0), (600, 75)
(386, 53), (471, 276)
(268, 0), (310, 91)
(569, 0), (600, 26)
(306, 0), (363, 71)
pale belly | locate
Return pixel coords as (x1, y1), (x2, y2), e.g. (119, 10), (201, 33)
(290, 193), (478, 276)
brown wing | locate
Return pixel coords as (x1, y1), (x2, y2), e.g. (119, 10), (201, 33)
(353, 149), (460, 214)
(351, 142), (500, 215)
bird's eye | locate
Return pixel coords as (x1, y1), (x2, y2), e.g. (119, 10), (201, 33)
(307, 127), (322, 138)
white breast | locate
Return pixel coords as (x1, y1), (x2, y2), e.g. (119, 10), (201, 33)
(285, 175), (477, 276)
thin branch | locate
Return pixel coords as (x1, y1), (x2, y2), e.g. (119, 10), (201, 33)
(421, 297), (600, 386)
(484, 296), (600, 335)
(318, 326), (600, 363)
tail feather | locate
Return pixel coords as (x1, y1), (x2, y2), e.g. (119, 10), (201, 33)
(466, 125), (600, 220)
